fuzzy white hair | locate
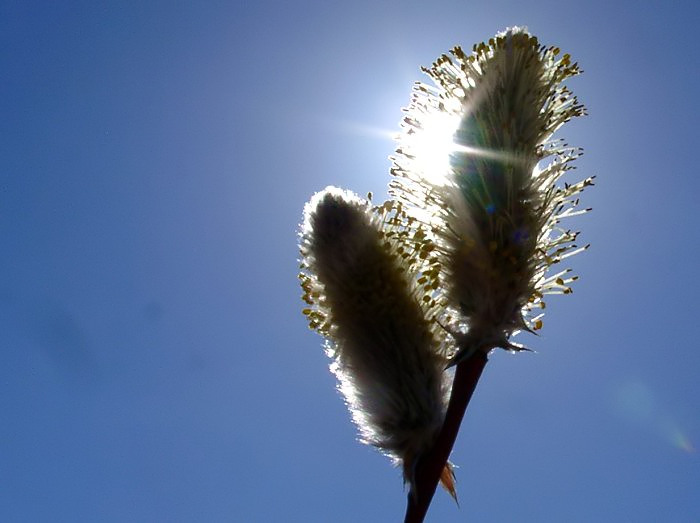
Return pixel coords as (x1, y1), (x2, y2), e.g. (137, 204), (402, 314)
(299, 188), (453, 490)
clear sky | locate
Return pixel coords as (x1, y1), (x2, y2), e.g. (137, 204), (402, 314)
(1, 1), (698, 521)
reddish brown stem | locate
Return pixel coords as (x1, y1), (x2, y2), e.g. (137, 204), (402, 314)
(404, 351), (488, 523)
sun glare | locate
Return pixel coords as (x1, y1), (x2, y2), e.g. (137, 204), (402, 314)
(404, 110), (516, 186)
(406, 111), (462, 185)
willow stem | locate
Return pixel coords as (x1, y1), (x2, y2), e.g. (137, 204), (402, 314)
(404, 350), (488, 523)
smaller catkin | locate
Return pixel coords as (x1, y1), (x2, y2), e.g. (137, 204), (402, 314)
(299, 187), (455, 495)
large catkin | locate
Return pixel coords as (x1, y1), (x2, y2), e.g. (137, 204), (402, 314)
(390, 27), (593, 362)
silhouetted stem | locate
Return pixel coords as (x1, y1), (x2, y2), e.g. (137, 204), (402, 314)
(404, 351), (488, 523)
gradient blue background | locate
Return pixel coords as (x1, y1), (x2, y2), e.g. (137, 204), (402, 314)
(2, 1), (698, 521)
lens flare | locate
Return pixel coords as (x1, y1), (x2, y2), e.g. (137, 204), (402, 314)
(670, 431), (696, 454)
(613, 380), (695, 454)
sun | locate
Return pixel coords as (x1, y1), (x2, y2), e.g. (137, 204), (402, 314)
(404, 110), (462, 186)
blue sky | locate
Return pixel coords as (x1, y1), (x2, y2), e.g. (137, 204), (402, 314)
(1, 1), (698, 521)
